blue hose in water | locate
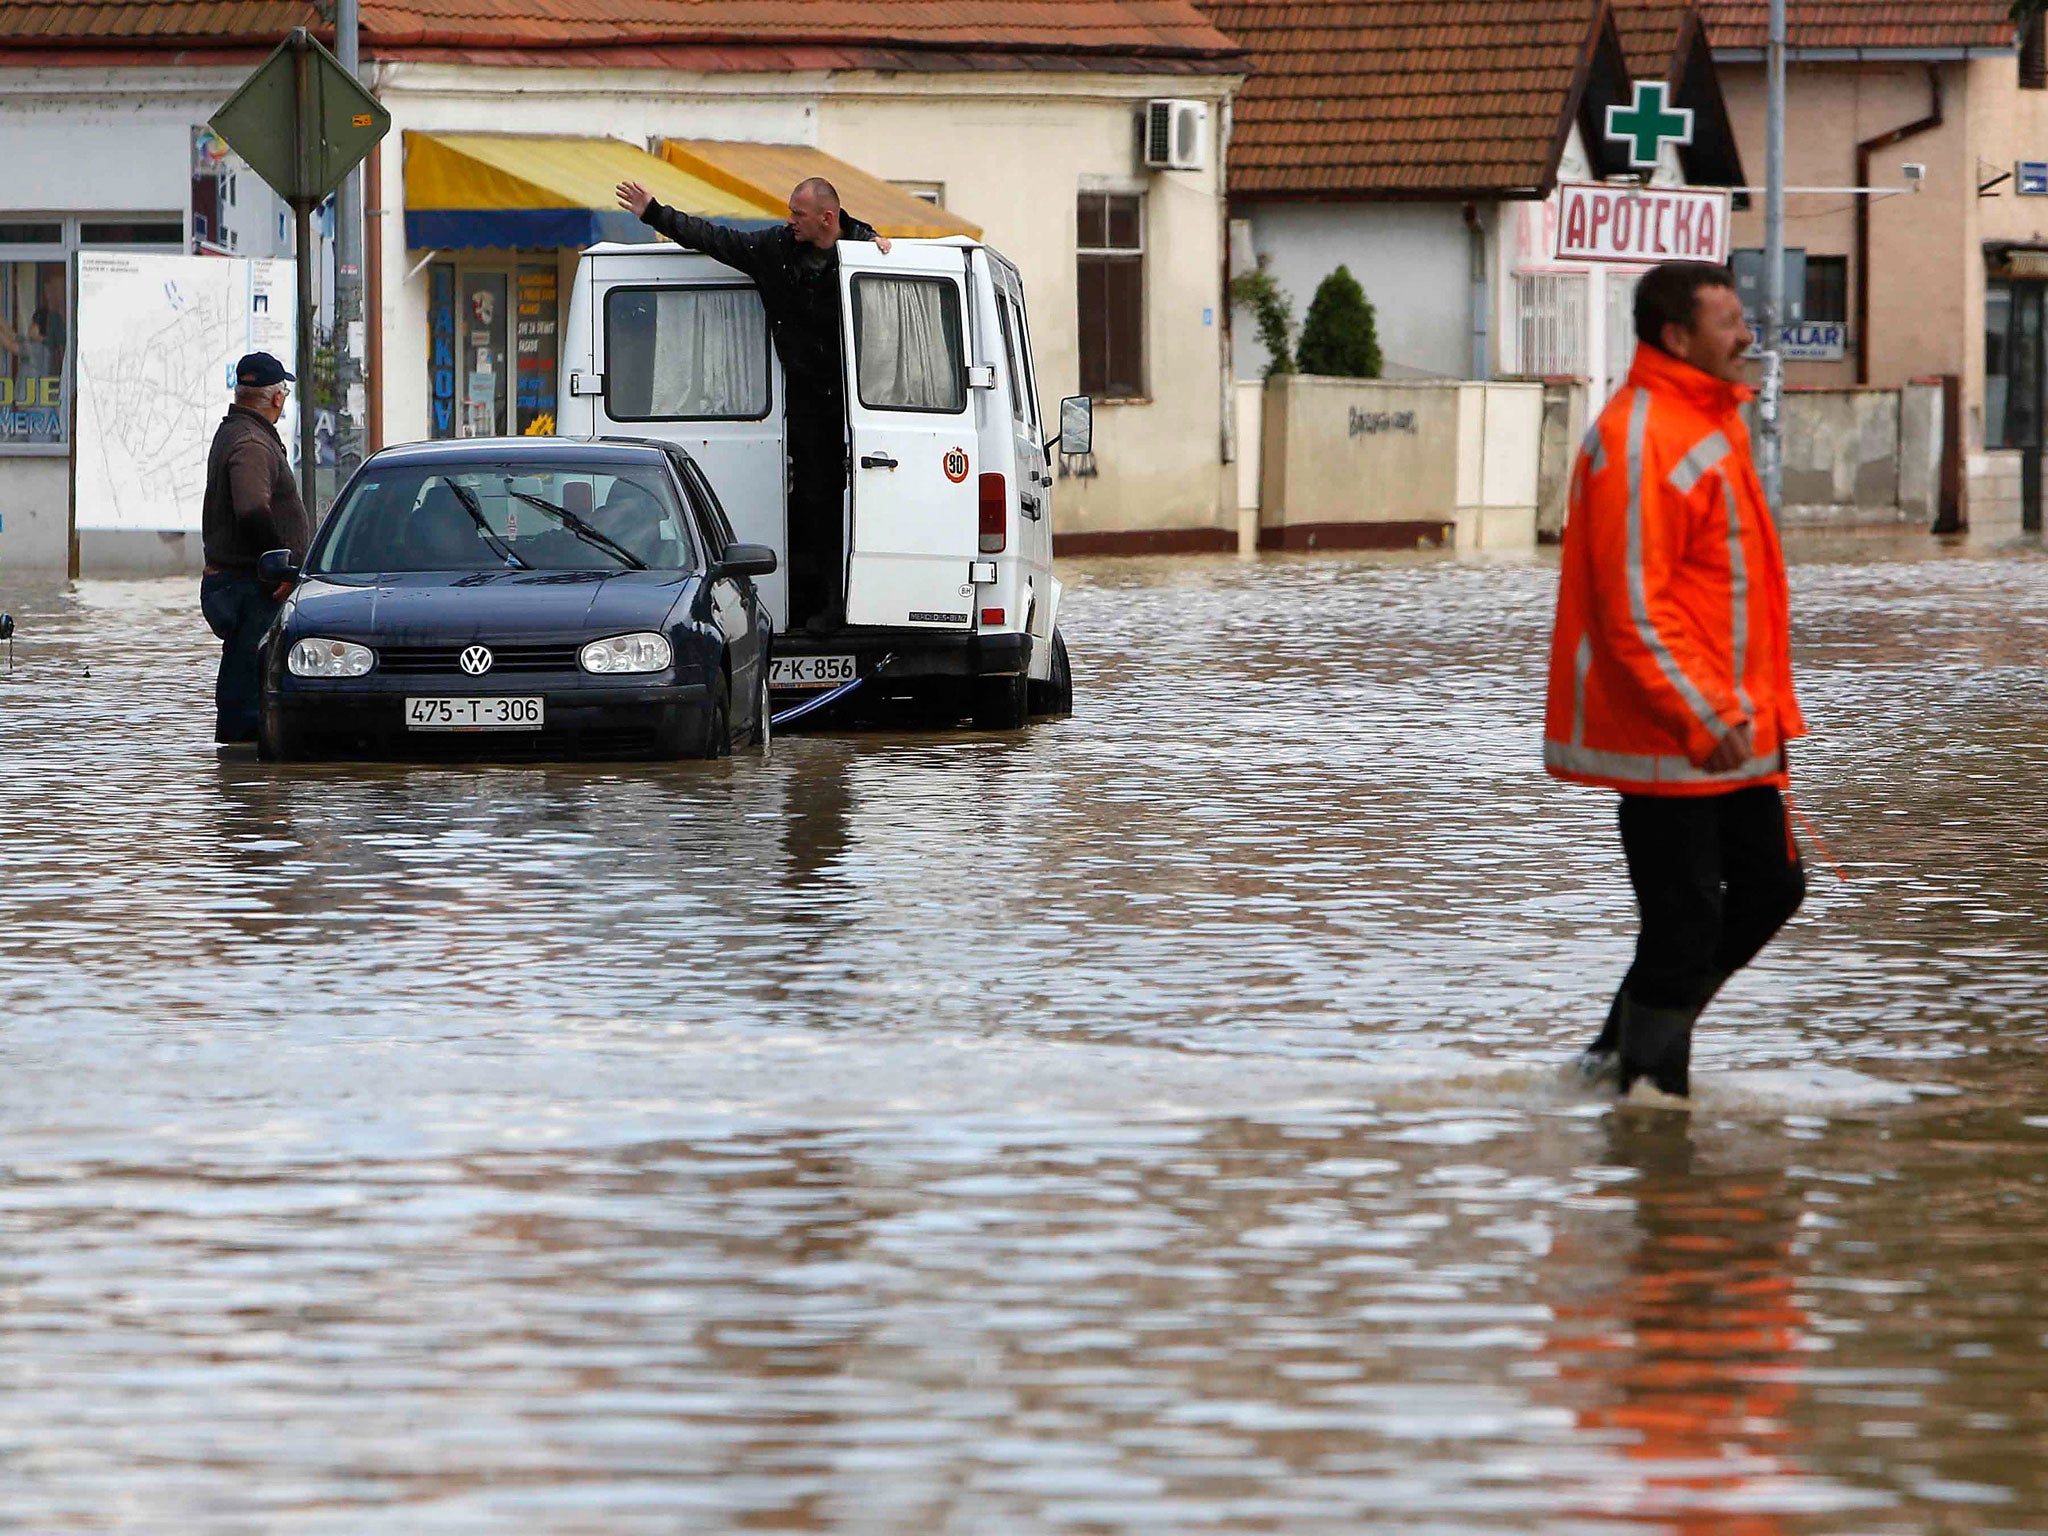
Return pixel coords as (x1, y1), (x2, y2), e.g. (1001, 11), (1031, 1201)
(770, 652), (894, 730)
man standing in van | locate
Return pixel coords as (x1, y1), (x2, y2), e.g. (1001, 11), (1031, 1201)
(615, 176), (888, 635)
(1544, 261), (1807, 1099)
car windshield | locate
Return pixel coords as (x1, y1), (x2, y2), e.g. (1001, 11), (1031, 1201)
(311, 460), (695, 574)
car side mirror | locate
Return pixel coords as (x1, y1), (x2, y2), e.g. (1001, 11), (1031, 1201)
(714, 541), (778, 579)
(256, 548), (301, 586)
(1055, 395), (1092, 457)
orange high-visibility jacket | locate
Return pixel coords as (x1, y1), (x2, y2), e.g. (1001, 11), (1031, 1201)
(1544, 343), (1806, 796)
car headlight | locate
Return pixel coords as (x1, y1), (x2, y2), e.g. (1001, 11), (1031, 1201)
(580, 632), (672, 674)
(287, 637), (375, 678)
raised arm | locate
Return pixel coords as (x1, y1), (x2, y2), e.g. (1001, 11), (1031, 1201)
(615, 180), (779, 279)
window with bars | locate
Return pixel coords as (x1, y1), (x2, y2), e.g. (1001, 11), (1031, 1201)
(1513, 272), (1588, 379)
(1076, 192), (1144, 399)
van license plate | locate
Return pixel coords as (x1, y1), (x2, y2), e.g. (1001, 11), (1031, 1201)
(771, 655), (856, 691)
(406, 696), (544, 730)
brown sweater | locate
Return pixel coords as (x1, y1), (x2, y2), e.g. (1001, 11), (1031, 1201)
(201, 404), (312, 571)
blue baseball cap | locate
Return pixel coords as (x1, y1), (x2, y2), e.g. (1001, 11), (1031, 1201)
(235, 352), (295, 387)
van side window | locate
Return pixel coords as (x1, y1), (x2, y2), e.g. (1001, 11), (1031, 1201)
(605, 285), (771, 421)
(997, 293), (1041, 436)
(851, 275), (966, 413)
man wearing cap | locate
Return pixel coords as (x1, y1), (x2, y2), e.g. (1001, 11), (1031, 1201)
(199, 352), (311, 744)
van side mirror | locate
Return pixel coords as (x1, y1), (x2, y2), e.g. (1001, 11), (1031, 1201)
(256, 548), (301, 586)
(714, 540), (778, 579)
(1056, 395), (1093, 457)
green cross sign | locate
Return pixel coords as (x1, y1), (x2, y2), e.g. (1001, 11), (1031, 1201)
(1606, 82), (1694, 170)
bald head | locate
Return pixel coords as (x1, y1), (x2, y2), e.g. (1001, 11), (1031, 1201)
(787, 177), (846, 250)
(791, 177), (841, 212)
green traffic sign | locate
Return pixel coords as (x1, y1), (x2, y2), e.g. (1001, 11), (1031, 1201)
(209, 27), (389, 208)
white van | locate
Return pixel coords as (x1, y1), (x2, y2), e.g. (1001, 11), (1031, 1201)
(560, 236), (1089, 729)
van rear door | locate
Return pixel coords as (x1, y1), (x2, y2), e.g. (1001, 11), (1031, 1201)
(585, 252), (789, 626)
(838, 243), (976, 630)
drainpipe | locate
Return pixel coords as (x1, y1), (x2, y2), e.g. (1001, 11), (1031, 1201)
(1855, 65), (1942, 385)
(1218, 97), (1236, 468)
(1463, 202), (1490, 380)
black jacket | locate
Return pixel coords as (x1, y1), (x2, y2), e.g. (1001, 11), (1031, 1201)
(637, 201), (878, 417)
(202, 404), (312, 571)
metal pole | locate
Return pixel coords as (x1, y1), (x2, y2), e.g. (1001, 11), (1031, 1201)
(334, 0), (364, 482)
(291, 33), (319, 512)
(1759, 0), (1786, 511)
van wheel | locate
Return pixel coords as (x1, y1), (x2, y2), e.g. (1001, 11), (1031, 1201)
(973, 672), (1029, 731)
(1028, 629), (1073, 717)
(748, 667), (772, 750)
(700, 672), (733, 759)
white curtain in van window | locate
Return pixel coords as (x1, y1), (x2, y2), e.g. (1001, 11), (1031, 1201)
(855, 278), (963, 411)
(651, 288), (767, 417)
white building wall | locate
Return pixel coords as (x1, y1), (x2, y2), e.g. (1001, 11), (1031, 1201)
(1235, 202), (1475, 381)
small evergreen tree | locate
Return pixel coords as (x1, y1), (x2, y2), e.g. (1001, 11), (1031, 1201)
(1295, 265), (1383, 379)
(1228, 260), (1296, 379)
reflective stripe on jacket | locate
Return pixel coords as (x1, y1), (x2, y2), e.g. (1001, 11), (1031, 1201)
(1543, 343), (1806, 797)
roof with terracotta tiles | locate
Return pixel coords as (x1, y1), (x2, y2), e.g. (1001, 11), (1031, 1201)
(1199, 0), (1619, 198)
(0, 0), (1244, 65)
(1698, 0), (2014, 53)
(1615, 0), (1693, 81)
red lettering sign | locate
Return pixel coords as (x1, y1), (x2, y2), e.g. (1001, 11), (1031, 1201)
(1551, 183), (1730, 265)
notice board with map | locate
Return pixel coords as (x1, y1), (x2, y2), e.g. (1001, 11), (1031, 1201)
(73, 251), (296, 532)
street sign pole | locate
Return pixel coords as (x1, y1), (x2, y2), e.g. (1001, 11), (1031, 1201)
(1760, 0), (1787, 512)
(207, 23), (389, 517)
(291, 33), (318, 515)
(334, 0), (364, 487)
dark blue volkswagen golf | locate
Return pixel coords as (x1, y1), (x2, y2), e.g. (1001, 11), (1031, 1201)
(257, 438), (775, 761)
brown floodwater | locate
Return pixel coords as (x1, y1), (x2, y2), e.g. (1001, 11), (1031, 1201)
(1, 532), (2046, 1532)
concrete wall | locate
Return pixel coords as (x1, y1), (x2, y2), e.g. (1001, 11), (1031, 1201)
(1257, 376), (1541, 550)
(1234, 203), (1475, 382)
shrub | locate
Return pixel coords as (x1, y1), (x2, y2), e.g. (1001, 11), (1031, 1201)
(1296, 265), (1383, 379)
(1228, 261), (1296, 379)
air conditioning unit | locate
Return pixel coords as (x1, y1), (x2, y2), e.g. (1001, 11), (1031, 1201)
(1144, 99), (1208, 172)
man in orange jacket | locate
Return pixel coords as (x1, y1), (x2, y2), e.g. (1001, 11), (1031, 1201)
(1546, 261), (1807, 1098)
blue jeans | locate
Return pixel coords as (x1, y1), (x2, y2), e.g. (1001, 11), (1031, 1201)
(200, 572), (279, 743)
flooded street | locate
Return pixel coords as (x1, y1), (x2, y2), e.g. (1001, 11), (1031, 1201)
(5, 533), (2048, 1531)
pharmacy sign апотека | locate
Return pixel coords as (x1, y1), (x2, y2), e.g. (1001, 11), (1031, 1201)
(1553, 183), (1730, 266)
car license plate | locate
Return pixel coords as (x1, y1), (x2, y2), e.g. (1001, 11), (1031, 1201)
(771, 655), (856, 691)
(405, 696), (544, 731)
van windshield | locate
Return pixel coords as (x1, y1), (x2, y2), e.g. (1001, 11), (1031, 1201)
(312, 460), (696, 574)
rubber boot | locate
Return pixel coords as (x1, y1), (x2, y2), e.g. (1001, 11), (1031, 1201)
(1574, 992), (1624, 1087)
(1616, 993), (1699, 1099)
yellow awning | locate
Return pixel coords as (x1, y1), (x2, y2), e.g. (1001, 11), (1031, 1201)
(403, 131), (784, 250)
(657, 139), (983, 241)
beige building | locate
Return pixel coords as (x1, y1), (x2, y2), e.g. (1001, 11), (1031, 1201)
(0, 1), (1245, 573)
(1706, 1), (2047, 526)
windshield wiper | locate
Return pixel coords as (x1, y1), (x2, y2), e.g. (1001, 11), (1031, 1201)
(444, 480), (530, 569)
(506, 490), (648, 571)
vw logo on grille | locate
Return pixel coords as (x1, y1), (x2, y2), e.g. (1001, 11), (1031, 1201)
(459, 645), (494, 676)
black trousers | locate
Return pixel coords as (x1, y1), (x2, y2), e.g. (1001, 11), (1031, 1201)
(786, 407), (847, 627)
(200, 571), (279, 743)
(1613, 785), (1806, 1015)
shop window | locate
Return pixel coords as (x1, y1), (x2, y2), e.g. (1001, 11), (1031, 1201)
(1077, 191), (1144, 398)
(79, 221), (184, 245)
(1988, 279), (2045, 450)
(0, 255), (67, 447)
(425, 257), (565, 439)
(850, 275), (965, 413)
(1803, 256), (1848, 324)
(604, 285), (770, 421)
(1513, 272), (1588, 378)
